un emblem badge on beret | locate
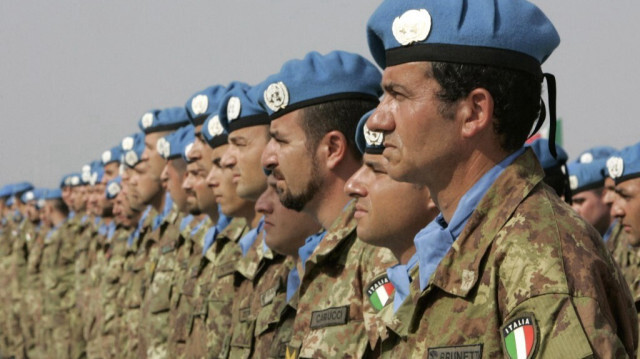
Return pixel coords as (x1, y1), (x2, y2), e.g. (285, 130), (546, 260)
(392, 9), (432, 46)
(184, 143), (194, 159)
(607, 157), (624, 178)
(81, 171), (91, 184)
(141, 112), (154, 129)
(227, 97), (242, 121)
(107, 182), (121, 197)
(569, 175), (578, 190)
(191, 94), (209, 116)
(125, 151), (139, 167)
(70, 176), (80, 186)
(264, 82), (289, 112)
(156, 138), (169, 158)
(364, 124), (383, 147)
(208, 115), (224, 137)
(579, 152), (593, 164)
(24, 191), (34, 202)
(122, 137), (134, 151)
(102, 150), (112, 164)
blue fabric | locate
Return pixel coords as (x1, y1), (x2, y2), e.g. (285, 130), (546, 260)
(152, 194), (174, 232)
(102, 145), (123, 165)
(576, 146), (617, 164)
(105, 176), (122, 200)
(180, 214), (194, 232)
(43, 188), (62, 200)
(568, 160), (606, 194)
(10, 182), (34, 196)
(20, 188), (47, 203)
(160, 125), (195, 160)
(603, 220), (616, 243)
(138, 107), (190, 134)
(355, 109), (384, 155)
(68, 211), (76, 220)
(189, 218), (207, 238)
(256, 51), (381, 120)
(0, 185), (13, 198)
(202, 114), (229, 149)
(81, 214), (89, 225)
(286, 266), (301, 303)
(298, 230), (326, 271)
(128, 206), (151, 247)
(121, 133), (145, 168)
(238, 217), (265, 257)
(387, 253), (418, 313)
(607, 142), (640, 183)
(218, 84), (269, 133)
(528, 139), (568, 170)
(367, 0), (560, 69)
(185, 82), (247, 126)
(94, 216), (101, 226)
(106, 221), (117, 241)
(202, 211), (233, 256)
(45, 222), (63, 242)
(416, 147), (525, 291)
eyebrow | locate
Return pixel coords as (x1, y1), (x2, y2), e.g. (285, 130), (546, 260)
(364, 159), (386, 172)
(382, 81), (409, 94)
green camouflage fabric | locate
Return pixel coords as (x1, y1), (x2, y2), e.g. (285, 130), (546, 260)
(287, 201), (397, 359)
(97, 226), (131, 359)
(183, 217), (248, 359)
(117, 207), (158, 359)
(267, 288), (298, 359)
(608, 222), (638, 287)
(22, 224), (48, 358)
(168, 216), (212, 358)
(138, 207), (184, 359)
(378, 149), (638, 358)
(73, 217), (99, 358)
(0, 220), (16, 354)
(223, 233), (289, 359)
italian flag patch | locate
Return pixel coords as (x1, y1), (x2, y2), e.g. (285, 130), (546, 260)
(366, 275), (394, 311)
(501, 314), (538, 359)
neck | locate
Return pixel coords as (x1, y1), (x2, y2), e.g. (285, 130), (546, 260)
(205, 207), (219, 225)
(52, 213), (66, 227)
(431, 149), (508, 223)
(149, 189), (166, 212)
(396, 244), (416, 265)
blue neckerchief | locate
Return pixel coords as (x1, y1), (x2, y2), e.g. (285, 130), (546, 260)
(387, 253), (419, 313)
(68, 211), (76, 220)
(189, 218), (207, 238)
(202, 212), (233, 256)
(180, 214), (194, 232)
(46, 222), (63, 241)
(13, 210), (23, 222)
(152, 194), (174, 232)
(94, 216), (101, 226)
(238, 216), (265, 257)
(106, 221), (117, 241)
(603, 220), (616, 242)
(128, 206), (151, 247)
(416, 147), (525, 291)
(298, 230), (326, 271)
(98, 222), (109, 237)
(286, 265), (301, 303)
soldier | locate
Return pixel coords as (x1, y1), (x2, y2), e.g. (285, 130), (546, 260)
(609, 144), (640, 306)
(365, 0), (637, 356)
(345, 110), (439, 351)
(568, 159), (613, 236)
(259, 51), (397, 358)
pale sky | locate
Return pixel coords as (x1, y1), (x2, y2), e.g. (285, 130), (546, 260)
(1, 1), (638, 187)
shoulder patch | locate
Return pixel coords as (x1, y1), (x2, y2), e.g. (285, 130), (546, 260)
(366, 274), (394, 311)
(501, 313), (538, 359)
(428, 344), (482, 358)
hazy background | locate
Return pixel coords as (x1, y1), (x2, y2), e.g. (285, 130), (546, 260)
(1, 1), (638, 187)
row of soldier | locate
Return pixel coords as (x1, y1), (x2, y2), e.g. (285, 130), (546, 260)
(2, 0), (640, 358)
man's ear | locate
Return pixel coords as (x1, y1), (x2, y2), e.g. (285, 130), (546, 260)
(459, 88), (494, 139)
(317, 130), (349, 170)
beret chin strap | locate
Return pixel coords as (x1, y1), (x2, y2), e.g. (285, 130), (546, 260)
(528, 73), (557, 158)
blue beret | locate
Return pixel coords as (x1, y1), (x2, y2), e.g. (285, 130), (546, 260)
(366, 0), (559, 75)
(0, 185), (13, 198)
(606, 142), (640, 184)
(185, 85), (227, 126)
(355, 109), (384, 155)
(121, 133), (146, 168)
(139, 107), (191, 134)
(21, 188), (47, 204)
(81, 160), (101, 185)
(6, 196), (14, 207)
(256, 51), (382, 120)
(575, 146), (617, 164)
(157, 125), (195, 160)
(60, 173), (74, 188)
(202, 114), (228, 149)
(11, 182), (34, 196)
(219, 85), (270, 133)
(43, 188), (62, 200)
(65, 173), (83, 188)
(102, 145), (123, 165)
(527, 139), (567, 170)
(568, 160), (606, 194)
(105, 176), (122, 200)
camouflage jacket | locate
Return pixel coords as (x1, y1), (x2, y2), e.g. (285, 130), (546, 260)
(224, 234), (289, 359)
(287, 201), (397, 359)
(99, 226), (131, 336)
(378, 149), (638, 358)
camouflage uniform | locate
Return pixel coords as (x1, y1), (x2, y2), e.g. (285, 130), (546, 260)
(286, 201), (396, 359)
(377, 149), (638, 358)
(138, 207), (184, 359)
(167, 216), (212, 358)
(6, 219), (31, 358)
(222, 234), (289, 359)
(73, 217), (99, 358)
(117, 208), (158, 359)
(0, 220), (15, 353)
(97, 226), (131, 359)
(22, 223), (47, 358)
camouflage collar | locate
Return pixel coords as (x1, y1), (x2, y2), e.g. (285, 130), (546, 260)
(235, 233), (283, 281)
(303, 200), (357, 272)
(429, 148), (544, 297)
(217, 217), (249, 244)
